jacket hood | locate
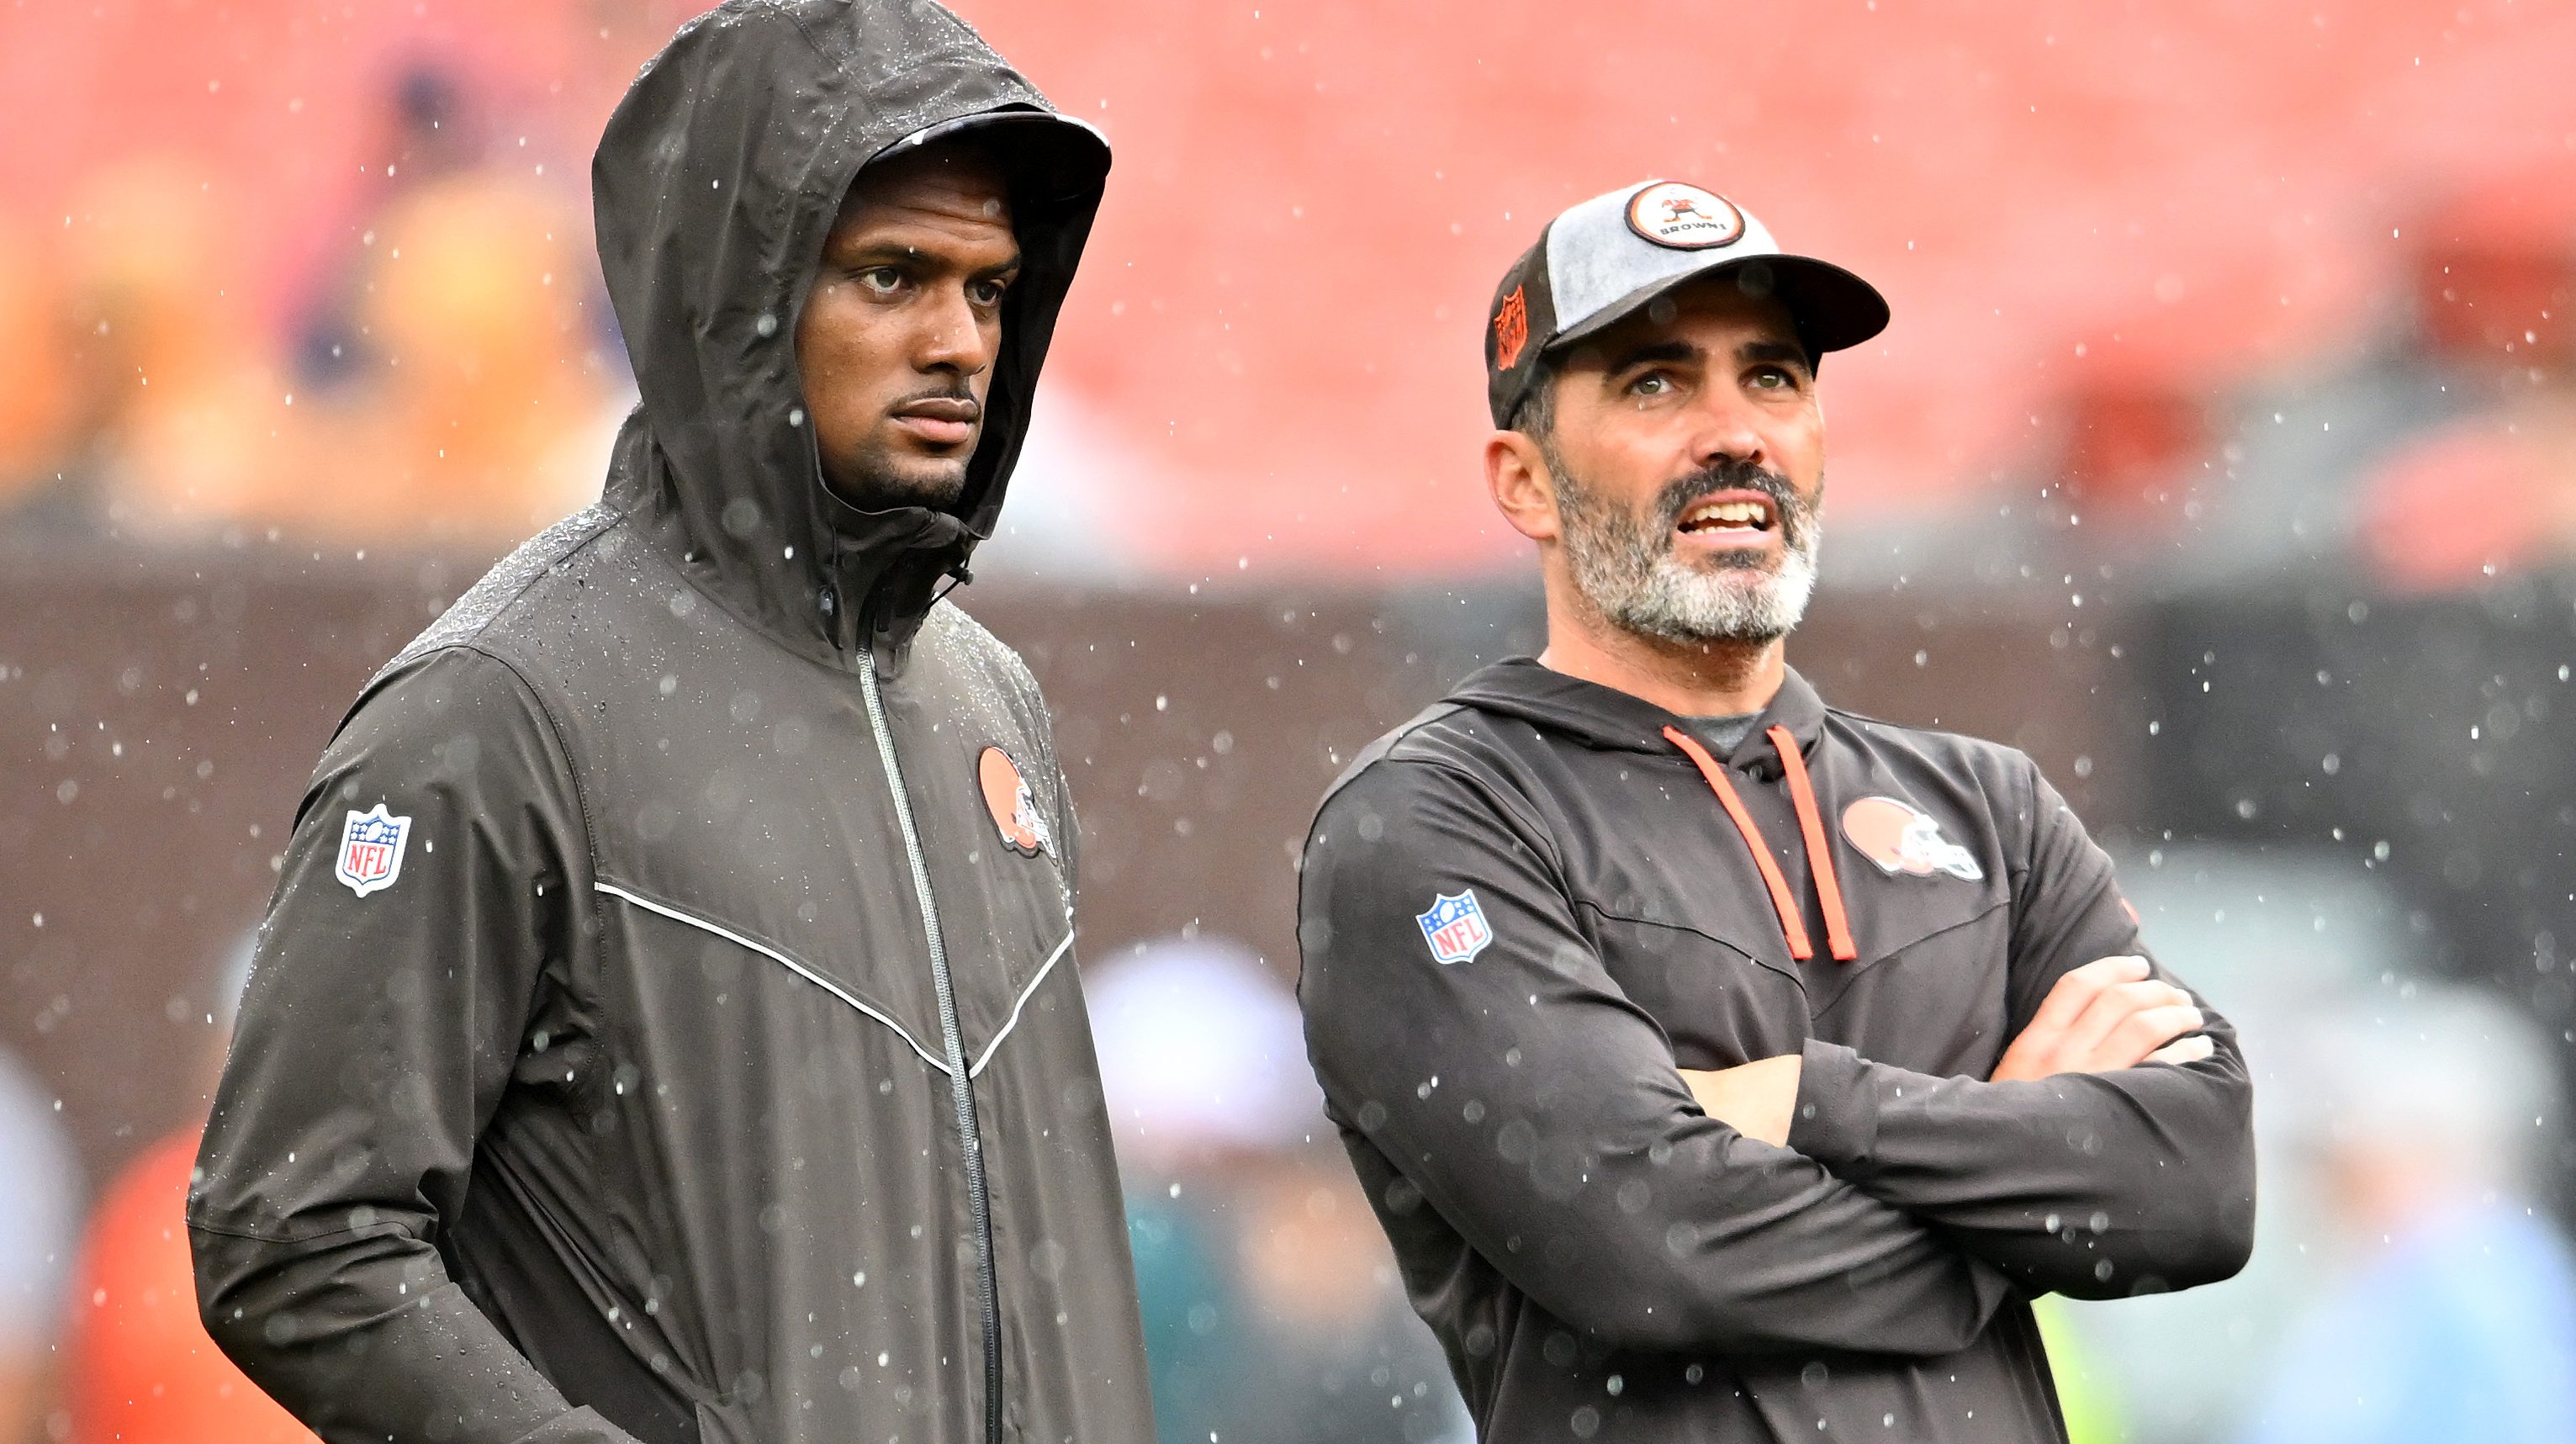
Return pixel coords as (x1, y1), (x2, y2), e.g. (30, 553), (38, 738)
(1443, 656), (1829, 778)
(593, 0), (1109, 662)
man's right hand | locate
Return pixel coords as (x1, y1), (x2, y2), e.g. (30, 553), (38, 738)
(1990, 955), (2210, 1082)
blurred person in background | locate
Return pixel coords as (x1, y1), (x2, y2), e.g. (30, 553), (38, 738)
(0, 223), (83, 526)
(2230, 982), (2576, 1444)
(290, 62), (492, 394)
(2352, 171), (2576, 592)
(1300, 180), (2254, 1442)
(289, 157), (619, 542)
(63, 939), (310, 1443)
(280, 62), (626, 547)
(1089, 939), (1466, 1444)
(186, 3), (1147, 1442)
(13, 160), (292, 538)
(0, 1041), (77, 1440)
(2164, 164), (2576, 594)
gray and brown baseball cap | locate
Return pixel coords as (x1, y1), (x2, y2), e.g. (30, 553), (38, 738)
(1485, 180), (1890, 426)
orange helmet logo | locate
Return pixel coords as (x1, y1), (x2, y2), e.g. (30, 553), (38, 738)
(978, 746), (1053, 858)
(1841, 796), (1982, 881)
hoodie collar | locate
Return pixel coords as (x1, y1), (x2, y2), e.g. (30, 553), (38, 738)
(1444, 657), (1829, 779)
(591, 0), (1108, 669)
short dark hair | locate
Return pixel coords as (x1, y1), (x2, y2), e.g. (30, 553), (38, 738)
(1507, 351), (1559, 441)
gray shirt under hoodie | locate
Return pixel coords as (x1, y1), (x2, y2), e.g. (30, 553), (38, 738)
(186, 4), (1152, 1442)
(1298, 661), (2255, 1443)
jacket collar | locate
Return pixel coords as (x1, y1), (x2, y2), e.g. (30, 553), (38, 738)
(1442, 655), (1830, 780)
(1727, 664), (1827, 780)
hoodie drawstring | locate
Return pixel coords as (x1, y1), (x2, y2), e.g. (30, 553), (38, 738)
(1663, 724), (1859, 963)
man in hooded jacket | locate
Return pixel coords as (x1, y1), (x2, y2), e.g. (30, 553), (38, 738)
(187, 5), (1154, 1443)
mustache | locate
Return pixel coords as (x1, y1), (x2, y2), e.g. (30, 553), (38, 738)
(1647, 458), (1811, 541)
(889, 381), (981, 411)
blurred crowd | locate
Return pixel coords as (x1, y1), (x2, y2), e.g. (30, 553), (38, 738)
(1880, 162), (2576, 610)
(0, 64), (625, 552)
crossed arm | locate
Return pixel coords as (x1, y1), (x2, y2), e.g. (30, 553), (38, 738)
(1686, 955), (2213, 1147)
(1299, 758), (2253, 1361)
(1693, 762), (2255, 1301)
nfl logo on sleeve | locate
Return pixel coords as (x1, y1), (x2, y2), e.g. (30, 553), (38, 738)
(335, 804), (413, 897)
(1416, 891), (1494, 965)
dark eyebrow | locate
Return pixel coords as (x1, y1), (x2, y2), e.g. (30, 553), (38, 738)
(1742, 340), (1813, 373)
(1600, 339), (1701, 375)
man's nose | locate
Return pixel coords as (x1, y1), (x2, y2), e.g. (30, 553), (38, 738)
(1683, 391), (1769, 472)
(917, 283), (995, 375)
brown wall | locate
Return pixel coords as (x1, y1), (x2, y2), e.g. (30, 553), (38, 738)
(0, 543), (2120, 1190)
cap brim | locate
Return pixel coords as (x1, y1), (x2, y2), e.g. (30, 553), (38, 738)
(1547, 252), (1889, 360)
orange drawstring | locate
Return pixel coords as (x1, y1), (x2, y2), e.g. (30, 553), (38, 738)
(1661, 724), (1859, 964)
(1664, 727), (1816, 960)
(1768, 725), (1858, 962)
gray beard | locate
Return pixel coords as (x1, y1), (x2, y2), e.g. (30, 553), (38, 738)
(1550, 453), (1822, 646)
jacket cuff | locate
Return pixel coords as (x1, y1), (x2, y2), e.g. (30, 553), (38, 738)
(1787, 1039), (1881, 1176)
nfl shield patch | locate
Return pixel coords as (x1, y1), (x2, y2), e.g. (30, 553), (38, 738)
(1416, 890), (1494, 965)
(335, 803), (412, 897)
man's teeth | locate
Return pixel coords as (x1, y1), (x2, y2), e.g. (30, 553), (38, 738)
(1681, 500), (1769, 531)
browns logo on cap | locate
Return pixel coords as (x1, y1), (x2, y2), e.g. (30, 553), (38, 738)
(1625, 182), (1746, 251)
(1842, 796), (1983, 881)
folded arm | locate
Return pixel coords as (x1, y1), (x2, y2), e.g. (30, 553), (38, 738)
(1761, 761), (2256, 1299)
(1298, 760), (2016, 1357)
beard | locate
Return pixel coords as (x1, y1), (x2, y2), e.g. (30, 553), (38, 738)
(817, 383), (981, 512)
(825, 449), (971, 512)
(1548, 449), (1822, 646)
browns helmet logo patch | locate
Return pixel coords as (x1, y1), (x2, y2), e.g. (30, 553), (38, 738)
(1842, 796), (1982, 881)
(1493, 285), (1531, 371)
(977, 746), (1054, 858)
(1625, 181), (1747, 251)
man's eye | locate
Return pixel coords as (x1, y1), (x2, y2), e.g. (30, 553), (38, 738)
(858, 267), (905, 295)
(1749, 367), (1797, 390)
(968, 278), (1011, 307)
(1629, 373), (1672, 396)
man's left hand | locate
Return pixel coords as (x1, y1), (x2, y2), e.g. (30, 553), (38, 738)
(1679, 1055), (1802, 1145)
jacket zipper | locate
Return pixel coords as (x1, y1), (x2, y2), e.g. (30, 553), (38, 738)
(856, 642), (1006, 1444)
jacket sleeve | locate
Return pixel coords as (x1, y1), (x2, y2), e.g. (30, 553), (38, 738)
(1298, 759), (2015, 1358)
(186, 647), (642, 1444)
(1786, 757), (2256, 1300)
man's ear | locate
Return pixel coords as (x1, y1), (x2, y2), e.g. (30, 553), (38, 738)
(1486, 429), (1562, 544)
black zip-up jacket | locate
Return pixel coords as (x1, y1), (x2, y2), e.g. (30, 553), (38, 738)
(1297, 660), (2254, 1442)
(187, 5), (1154, 1442)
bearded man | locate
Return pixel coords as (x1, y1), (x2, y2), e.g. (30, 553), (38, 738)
(1293, 181), (2255, 1443)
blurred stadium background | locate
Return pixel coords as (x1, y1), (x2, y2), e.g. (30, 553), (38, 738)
(6, 0), (2576, 1439)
